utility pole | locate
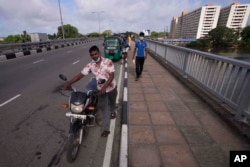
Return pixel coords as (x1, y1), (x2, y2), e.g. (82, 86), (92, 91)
(58, 0), (65, 39)
(92, 11), (105, 33)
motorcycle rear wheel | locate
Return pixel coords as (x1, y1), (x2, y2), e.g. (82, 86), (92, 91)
(66, 127), (87, 163)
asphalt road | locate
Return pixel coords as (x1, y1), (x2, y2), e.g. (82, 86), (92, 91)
(0, 41), (123, 167)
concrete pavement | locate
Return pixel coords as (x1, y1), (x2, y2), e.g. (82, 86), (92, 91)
(125, 44), (250, 167)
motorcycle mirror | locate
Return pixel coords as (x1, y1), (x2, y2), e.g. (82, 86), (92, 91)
(59, 74), (67, 81)
(61, 103), (69, 109)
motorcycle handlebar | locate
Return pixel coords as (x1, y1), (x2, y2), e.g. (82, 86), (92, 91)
(60, 86), (77, 97)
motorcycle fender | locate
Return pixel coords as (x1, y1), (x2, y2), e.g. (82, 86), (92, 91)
(69, 121), (81, 134)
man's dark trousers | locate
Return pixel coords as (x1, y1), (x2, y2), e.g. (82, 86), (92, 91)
(135, 57), (145, 78)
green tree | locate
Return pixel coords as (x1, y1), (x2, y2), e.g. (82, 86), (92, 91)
(240, 26), (250, 47)
(57, 24), (80, 38)
(78, 33), (85, 38)
(102, 30), (112, 37)
(150, 31), (167, 38)
(4, 35), (22, 43)
(165, 32), (170, 38)
(48, 33), (57, 40)
(186, 37), (211, 48)
(21, 30), (31, 42)
(197, 37), (211, 48)
(158, 32), (166, 38)
(150, 31), (159, 38)
(208, 26), (237, 48)
(87, 32), (100, 37)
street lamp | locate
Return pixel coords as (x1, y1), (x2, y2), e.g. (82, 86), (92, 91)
(58, 0), (65, 39)
(92, 11), (105, 33)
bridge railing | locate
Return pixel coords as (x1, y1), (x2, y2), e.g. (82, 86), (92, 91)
(0, 37), (101, 54)
(146, 39), (250, 122)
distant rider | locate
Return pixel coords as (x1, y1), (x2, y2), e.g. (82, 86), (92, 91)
(122, 36), (130, 60)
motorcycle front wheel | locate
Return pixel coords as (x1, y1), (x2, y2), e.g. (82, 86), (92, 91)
(94, 108), (103, 126)
(66, 127), (87, 163)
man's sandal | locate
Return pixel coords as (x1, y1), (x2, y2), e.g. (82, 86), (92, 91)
(111, 112), (116, 119)
(101, 131), (110, 137)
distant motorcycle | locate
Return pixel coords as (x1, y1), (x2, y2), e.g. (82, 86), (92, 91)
(59, 74), (102, 163)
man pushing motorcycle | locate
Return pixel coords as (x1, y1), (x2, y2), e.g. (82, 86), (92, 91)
(62, 45), (117, 137)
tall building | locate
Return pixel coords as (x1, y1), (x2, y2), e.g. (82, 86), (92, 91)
(173, 5), (221, 39)
(170, 17), (178, 38)
(170, 3), (250, 39)
(170, 11), (187, 38)
(217, 3), (250, 29)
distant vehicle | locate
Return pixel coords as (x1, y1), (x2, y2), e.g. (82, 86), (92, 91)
(142, 29), (150, 36)
(29, 33), (49, 42)
(103, 36), (123, 61)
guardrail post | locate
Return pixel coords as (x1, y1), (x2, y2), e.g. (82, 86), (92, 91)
(234, 71), (250, 123)
(154, 43), (157, 55)
(164, 46), (168, 63)
(182, 52), (190, 78)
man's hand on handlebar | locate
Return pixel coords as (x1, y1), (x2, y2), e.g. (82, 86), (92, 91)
(62, 83), (71, 90)
(100, 86), (106, 94)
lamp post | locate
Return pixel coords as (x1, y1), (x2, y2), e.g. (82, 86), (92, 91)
(58, 0), (65, 39)
(92, 11), (105, 33)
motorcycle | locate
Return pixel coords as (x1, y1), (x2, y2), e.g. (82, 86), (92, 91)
(59, 74), (102, 163)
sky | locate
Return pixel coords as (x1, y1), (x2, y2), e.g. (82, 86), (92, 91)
(0, 0), (250, 37)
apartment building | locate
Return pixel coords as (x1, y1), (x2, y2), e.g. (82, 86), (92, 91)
(170, 12), (186, 39)
(217, 3), (250, 29)
(170, 3), (250, 39)
(171, 5), (220, 39)
(170, 17), (178, 38)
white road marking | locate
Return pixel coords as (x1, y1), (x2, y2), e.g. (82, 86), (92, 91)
(33, 59), (44, 64)
(120, 61), (128, 167)
(72, 60), (80, 65)
(0, 94), (21, 107)
(119, 125), (128, 167)
(67, 50), (72, 53)
(116, 64), (123, 104)
(102, 63), (123, 167)
(123, 87), (127, 102)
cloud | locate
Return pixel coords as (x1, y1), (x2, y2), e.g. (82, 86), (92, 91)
(72, 0), (203, 33)
(0, 0), (62, 36)
(0, 0), (249, 37)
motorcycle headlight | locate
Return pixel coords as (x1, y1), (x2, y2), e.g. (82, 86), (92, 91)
(70, 104), (84, 113)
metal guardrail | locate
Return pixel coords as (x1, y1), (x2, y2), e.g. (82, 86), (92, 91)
(146, 39), (250, 122)
(0, 37), (102, 54)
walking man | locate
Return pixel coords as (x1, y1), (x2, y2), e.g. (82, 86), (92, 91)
(132, 32), (148, 81)
(127, 35), (132, 50)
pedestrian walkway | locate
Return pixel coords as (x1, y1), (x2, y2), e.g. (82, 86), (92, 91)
(126, 45), (250, 167)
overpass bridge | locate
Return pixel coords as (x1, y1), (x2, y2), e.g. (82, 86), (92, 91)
(122, 41), (250, 167)
(0, 39), (249, 167)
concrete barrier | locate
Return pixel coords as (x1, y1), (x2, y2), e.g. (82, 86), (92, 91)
(0, 39), (102, 61)
(36, 48), (42, 53)
(6, 53), (16, 59)
(15, 52), (24, 58)
(30, 50), (37, 55)
(23, 50), (31, 56)
(42, 48), (47, 52)
(0, 55), (7, 61)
